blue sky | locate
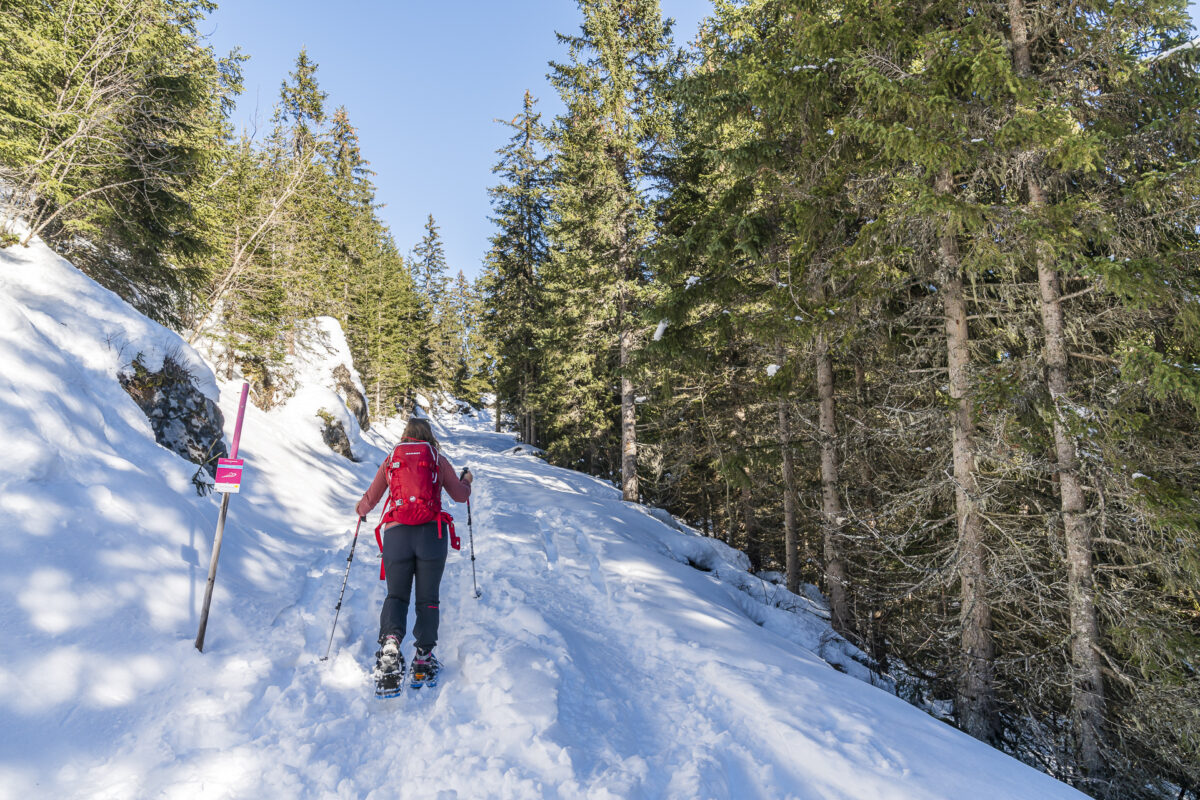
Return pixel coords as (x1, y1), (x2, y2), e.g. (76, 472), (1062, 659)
(205, 2), (1200, 282)
(203, 1), (714, 281)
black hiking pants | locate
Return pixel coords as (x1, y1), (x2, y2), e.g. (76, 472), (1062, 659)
(379, 520), (448, 651)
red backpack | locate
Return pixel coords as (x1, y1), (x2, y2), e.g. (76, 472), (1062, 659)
(373, 438), (459, 579)
(382, 438), (442, 526)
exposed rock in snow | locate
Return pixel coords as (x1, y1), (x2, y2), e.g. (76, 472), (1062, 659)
(505, 443), (546, 457)
(317, 408), (356, 461)
(332, 364), (369, 431)
(277, 316), (371, 461)
(119, 353), (227, 483)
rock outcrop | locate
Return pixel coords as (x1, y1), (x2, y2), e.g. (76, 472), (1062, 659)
(332, 364), (369, 430)
(119, 355), (227, 481)
(317, 409), (356, 461)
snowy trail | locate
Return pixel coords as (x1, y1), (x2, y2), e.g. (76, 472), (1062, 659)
(24, 410), (1077, 800)
(1, 233), (1089, 799)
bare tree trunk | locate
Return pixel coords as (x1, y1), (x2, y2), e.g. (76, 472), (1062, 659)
(938, 168), (997, 743)
(817, 338), (853, 636)
(741, 484), (761, 573)
(774, 342), (801, 592)
(869, 609), (889, 673)
(779, 394), (800, 594)
(724, 493), (737, 547)
(853, 355), (888, 669)
(1007, 1), (1106, 774)
(619, 307), (638, 502)
(1031, 184), (1107, 777)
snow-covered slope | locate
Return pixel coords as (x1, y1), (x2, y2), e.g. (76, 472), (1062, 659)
(0, 234), (1087, 799)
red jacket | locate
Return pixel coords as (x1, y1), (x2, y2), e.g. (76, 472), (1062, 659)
(356, 448), (471, 520)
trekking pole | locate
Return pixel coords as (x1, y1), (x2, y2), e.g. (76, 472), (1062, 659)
(321, 516), (364, 661)
(461, 467), (481, 599)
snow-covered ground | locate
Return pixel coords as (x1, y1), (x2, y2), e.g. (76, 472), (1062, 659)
(0, 233), (1088, 799)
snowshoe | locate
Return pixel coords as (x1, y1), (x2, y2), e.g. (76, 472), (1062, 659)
(373, 636), (405, 699)
(409, 649), (441, 689)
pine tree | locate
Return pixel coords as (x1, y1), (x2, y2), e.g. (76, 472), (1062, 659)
(477, 0), (1200, 794)
(482, 91), (552, 444)
(0, 0), (241, 324)
(349, 231), (421, 416)
(448, 271), (492, 405)
(649, 0), (898, 629)
(543, 0), (680, 499)
(410, 214), (457, 392)
(327, 106), (378, 320)
(189, 49), (336, 401)
(279, 47), (326, 156)
(994, 2), (1200, 790)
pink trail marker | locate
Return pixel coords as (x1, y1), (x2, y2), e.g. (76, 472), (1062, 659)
(196, 382), (250, 652)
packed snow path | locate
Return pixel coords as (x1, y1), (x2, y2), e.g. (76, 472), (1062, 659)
(0, 234), (1087, 799)
(8, 414), (1088, 800)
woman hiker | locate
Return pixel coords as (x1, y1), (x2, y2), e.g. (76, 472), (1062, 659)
(356, 417), (472, 694)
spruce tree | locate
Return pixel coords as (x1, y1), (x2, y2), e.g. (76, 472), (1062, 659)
(482, 91), (552, 444)
(994, 2), (1200, 790)
(448, 271), (492, 405)
(544, 0), (680, 499)
(410, 214), (456, 392)
(328, 106), (378, 320)
(0, 0), (241, 324)
(350, 232), (421, 416)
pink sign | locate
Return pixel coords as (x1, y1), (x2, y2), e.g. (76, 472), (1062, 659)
(214, 458), (244, 493)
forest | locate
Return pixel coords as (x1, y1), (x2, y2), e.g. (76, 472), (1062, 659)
(2, 1), (1198, 798)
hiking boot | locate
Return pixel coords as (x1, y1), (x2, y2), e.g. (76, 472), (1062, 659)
(410, 647), (441, 688)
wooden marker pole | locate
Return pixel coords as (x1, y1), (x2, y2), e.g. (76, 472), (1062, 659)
(195, 382), (250, 652)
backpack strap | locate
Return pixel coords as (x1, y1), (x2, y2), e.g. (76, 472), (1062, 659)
(374, 489), (393, 581)
(436, 510), (459, 550)
(374, 443), (404, 580)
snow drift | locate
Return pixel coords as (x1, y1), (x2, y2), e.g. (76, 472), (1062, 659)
(0, 233), (1087, 799)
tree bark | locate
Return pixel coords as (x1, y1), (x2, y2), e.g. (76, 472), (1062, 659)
(774, 341), (798, 593)
(817, 338), (853, 637)
(779, 394), (800, 595)
(1031, 183), (1107, 777)
(1007, 0), (1106, 774)
(938, 167), (997, 743)
(619, 307), (638, 502)
(741, 484), (761, 573)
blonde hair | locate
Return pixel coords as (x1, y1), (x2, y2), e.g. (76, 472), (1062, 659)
(402, 417), (439, 450)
